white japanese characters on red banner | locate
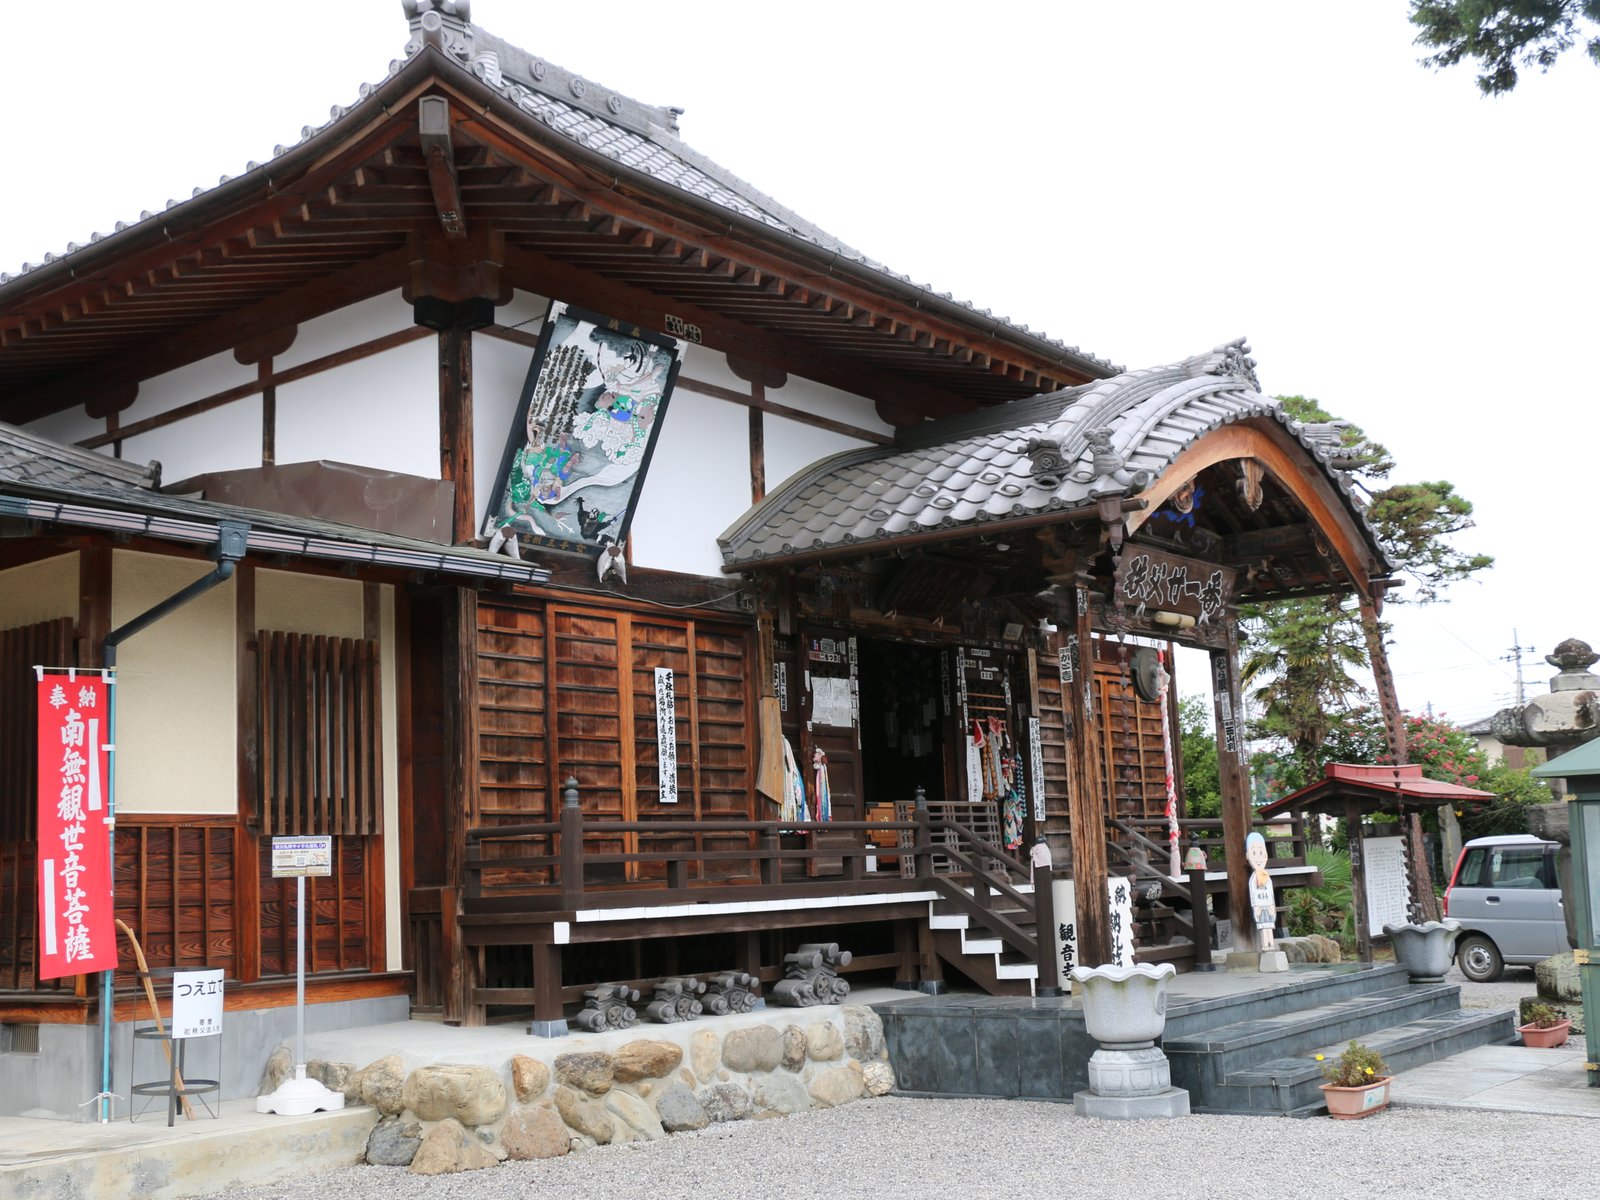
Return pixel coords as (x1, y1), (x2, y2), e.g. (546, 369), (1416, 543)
(36, 676), (116, 980)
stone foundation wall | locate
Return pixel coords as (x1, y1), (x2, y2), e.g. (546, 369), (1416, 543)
(260, 1006), (895, 1176)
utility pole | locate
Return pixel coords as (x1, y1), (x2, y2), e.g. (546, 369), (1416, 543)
(1502, 630), (1535, 706)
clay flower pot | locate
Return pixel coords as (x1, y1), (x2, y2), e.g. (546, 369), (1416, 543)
(1320, 1076), (1392, 1119)
(1383, 919), (1460, 983)
(1068, 962), (1176, 1048)
(1518, 1019), (1572, 1048)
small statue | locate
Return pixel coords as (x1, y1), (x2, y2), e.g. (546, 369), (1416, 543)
(1245, 832), (1276, 951)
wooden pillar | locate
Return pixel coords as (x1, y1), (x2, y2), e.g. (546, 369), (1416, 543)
(748, 402), (766, 505)
(438, 327), (476, 545)
(1211, 625), (1252, 951)
(1359, 594), (1440, 921)
(1061, 581), (1111, 968)
(232, 558), (262, 983)
(442, 585), (482, 1024)
(1347, 800), (1373, 963)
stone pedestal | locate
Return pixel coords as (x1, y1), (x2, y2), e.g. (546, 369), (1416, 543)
(1068, 962), (1191, 1121)
(1257, 950), (1288, 973)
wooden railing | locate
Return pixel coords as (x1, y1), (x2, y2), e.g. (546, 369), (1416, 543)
(1119, 815), (1313, 869)
(464, 781), (1059, 990)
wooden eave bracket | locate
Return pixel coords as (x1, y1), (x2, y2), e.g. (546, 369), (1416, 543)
(419, 97), (467, 240)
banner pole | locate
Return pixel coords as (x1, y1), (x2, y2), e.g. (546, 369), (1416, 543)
(295, 874), (306, 1077)
(100, 670), (117, 1123)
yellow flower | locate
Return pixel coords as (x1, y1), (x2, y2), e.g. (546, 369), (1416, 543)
(1365, 1067), (1374, 1075)
(1314, 1054), (1325, 1061)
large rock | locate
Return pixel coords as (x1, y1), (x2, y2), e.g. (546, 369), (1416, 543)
(862, 1060), (895, 1096)
(357, 1055), (408, 1116)
(366, 1116), (422, 1167)
(1537, 952), (1584, 1002)
(555, 1085), (613, 1144)
(749, 1070), (810, 1115)
(257, 1046), (291, 1097)
(781, 1025), (807, 1072)
(690, 1029), (721, 1081)
(501, 1106), (571, 1160)
(604, 1088), (665, 1142)
(843, 1007), (886, 1061)
(655, 1082), (708, 1132)
(613, 1039), (683, 1082)
(696, 1083), (752, 1123)
(555, 1051), (615, 1095)
(308, 1060), (356, 1095)
(805, 1021), (844, 1062)
(511, 1055), (550, 1102)
(401, 1063), (508, 1127)
(722, 1025), (784, 1073)
(409, 1118), (499, 1176)
(808, 1060), (865, 1108)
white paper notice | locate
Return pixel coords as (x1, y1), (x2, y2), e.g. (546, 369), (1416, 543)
(812, 677), (854, 728)
(1363, 836), (1409, 935)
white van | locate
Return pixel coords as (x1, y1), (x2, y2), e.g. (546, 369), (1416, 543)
(1442, 834), (1567, 982)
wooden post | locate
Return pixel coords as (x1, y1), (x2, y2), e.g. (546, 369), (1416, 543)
(442, 586), (481, 1024)
(1359, 594), (1441, 921)
(1211, 626), (1253, 952)
(1348, 800), (1373, 963)
(1034, 852), (1062, 996)
(1186, 866), (1214, 969)
(232, 557), (262, 984)
(1061, 582), (1111, 968)
(532, 940), (563, 1027)
(438, 326), (476, 545)
(912, 785), (934, 882)
(560, 778), (584, 910)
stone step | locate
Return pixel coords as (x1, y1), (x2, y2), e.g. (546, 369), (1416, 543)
(1194, 1007), (1518, 1115)
(1166, 982), (1463, 1090)
(1162, 962), (1411, 1040)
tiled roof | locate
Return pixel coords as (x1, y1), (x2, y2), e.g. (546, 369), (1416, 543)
(0, 3), (1116, 377)
(718, 339), (1385, 568)
(0, 422), (548, 583)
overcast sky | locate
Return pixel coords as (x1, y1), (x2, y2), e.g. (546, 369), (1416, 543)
(3, 2), (1593, 726)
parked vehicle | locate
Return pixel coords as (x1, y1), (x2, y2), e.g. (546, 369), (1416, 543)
(1442, 834), (1568, 982)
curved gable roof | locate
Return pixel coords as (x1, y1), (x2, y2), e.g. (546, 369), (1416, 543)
(718, 339), (1390, 580)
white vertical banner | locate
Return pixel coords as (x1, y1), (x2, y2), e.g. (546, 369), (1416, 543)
(1027, 716), (1045, 823)
(654, 667), (678, 804)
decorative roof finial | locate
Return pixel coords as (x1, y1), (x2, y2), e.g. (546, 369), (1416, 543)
(403, 0), (474, 62)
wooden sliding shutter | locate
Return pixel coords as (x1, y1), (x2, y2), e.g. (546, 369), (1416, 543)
(1093, 642), (1168, 826)
(257, 630), (382, 835)
(0, 618), (74, 843)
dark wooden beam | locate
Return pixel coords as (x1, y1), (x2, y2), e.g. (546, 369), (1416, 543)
(418, 97), (467, 241)
(1061, 579), (1111, 968)
(438, 326), (476, 545)
(1211, 625), (1253, 950)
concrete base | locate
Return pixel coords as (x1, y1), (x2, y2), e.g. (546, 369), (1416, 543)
(1073, 1086), (1190, 1120)
(1258, 950), (1289, 973)
(0, 1099), (374, 1200)
(255, 1071), (346, 1116)
(527, 1018), (570, 1039)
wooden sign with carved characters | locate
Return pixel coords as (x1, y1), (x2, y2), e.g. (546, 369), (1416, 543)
(1113, 547), (1236, 624)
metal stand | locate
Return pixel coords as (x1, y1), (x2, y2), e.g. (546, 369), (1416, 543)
(130, 968), (221, 1126)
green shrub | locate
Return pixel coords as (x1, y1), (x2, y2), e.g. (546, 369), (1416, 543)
(1320, 1039), (1389, 1088)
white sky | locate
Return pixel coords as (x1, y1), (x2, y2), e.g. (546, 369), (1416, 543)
(3, 1), (1593, 727)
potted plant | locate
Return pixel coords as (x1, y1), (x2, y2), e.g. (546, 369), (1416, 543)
(1317, 1039), (1391, 1119)
(1518, 1003), (1572, 1048)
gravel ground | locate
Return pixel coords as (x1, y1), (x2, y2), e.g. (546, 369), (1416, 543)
(1448, 962), (1539, 1013)
(204, 1096), (1591, 1200)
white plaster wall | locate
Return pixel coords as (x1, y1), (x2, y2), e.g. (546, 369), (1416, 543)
(255, 569), (364, 639)
(763, 413), (874, 497)
(111, 551), (236, 815)
(273, 291), (415, 372)
(124, 348), (254, 424)
(23, 406), (103, 448)
(0, 554), (79, 628)
(773, 372), (894, 440)
(274, 336), (439, 479)
(121, 395), (262, 486)
(629, 388), (750, 577)
(473, 290), (550, 538)
(677, 339), (749, 393)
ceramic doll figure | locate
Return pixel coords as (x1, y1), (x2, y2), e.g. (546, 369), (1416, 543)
(1245, 831), (1277, 950)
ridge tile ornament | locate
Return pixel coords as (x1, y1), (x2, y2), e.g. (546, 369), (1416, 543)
(572, 983), (640, 1032)
(771, 943), (852, 1006)
(645, 976), (706, 1023)
(702, 972), (761, 1015)
(1068, 962), (1190, 1120)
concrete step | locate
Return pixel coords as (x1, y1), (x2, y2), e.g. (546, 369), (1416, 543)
(1167, 983), (1463, 1092)
(1194, 1007), (1518, 1115)
(0, 1099), (375, 1200)
(1163, 962), (1411, 1039)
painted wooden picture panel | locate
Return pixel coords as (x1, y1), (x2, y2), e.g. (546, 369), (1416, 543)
(484, 301), (681, 559)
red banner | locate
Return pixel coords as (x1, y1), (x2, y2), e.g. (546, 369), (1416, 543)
(36, 676), (117, 980)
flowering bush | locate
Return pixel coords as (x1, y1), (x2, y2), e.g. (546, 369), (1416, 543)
(1319, 1039), (1389, 1088)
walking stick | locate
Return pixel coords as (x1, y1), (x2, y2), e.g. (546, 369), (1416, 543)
(116, 919), (195, 1120)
